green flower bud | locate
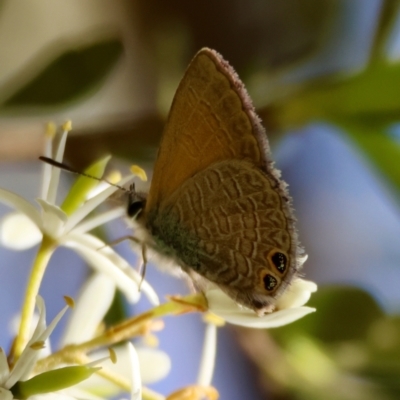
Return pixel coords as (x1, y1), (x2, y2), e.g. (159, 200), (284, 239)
(11, 365), (100, 399)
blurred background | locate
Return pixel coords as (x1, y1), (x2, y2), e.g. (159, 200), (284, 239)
(1, 0), (400, 399)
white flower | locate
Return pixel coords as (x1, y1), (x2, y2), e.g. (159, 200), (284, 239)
(0, 123), (157, 305)
(206, 278), (317, 328)
(59, 273), (170, 399)
(0, 296), (77, 399)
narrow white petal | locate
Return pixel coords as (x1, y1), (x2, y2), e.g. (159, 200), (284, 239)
(60, 273), (116, 346)
(126, 343), (142, 400)
(295, 279), (318, 293)
(36, 199), (68, 238)
(0, 188), (42, 228)
(0, 348), (10, 385)
(74, 345), (168, 397)
(8, 298), (69, 385)
(6, 296), (46, 387)
(72, 207), (126, 234)
(197, 324), (217, 386)
(63, 175), (133, 233)
(64, 232), (159, 305)
(30, 394), (80, 400)
(0, 212), (42, 249)
(62, 236), (141, 303)
(206, 289), (238, 314)
(0, 388), (13, 400)
(276, 279), (318, 310)
(124, 268), (159, 307)
(30, 296), (47, 342)
(207, 287), (316, 328)
(136, 348), (171, 384)
(216, 306), (316, 328)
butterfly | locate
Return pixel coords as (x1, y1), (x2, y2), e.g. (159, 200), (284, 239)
(130, 48), (304, 315)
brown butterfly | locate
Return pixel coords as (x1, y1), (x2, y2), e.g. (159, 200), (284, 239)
(130, 48), (304, 315)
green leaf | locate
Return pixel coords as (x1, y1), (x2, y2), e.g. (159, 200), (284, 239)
(61, 155), (111, 215)
(104, 289), (128, 327)
(273, 285), (384, 343)
(265, 62), (400, 129)
(11, 365), (100, 398)
(2, 38), (123, 108)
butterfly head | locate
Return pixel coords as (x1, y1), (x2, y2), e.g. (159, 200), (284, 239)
(127, 185), (147, 220)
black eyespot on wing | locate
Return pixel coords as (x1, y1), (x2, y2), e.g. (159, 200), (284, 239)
(271, 252), (287, 273)
(263, 274), (277, 291)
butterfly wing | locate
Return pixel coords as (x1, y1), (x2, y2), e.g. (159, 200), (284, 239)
(147, 159), (301, 313)
(143, 48), (303, 313)
(145, 48), (272, 213)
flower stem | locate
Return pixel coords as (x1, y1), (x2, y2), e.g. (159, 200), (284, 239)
(35, 293), (208, 372)
(13, 235), (55, 360)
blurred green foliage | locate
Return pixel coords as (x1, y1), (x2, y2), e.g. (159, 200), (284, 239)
(2, 38), (123, 109)
(259, 286), (400, 400)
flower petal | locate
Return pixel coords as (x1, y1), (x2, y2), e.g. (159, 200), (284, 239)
(276, 279), (318, 310)
(136, 347), (171, 384)
(0, 188), (42, 228)
(7, 297), (69, 387)
(196, 324), (217, 386)
(60, 273), (116, 346)
(62, 232), (159, 305)
(75, 344), (145, 399)
(0, 388), (13, 400)
(62, 234), (141, 303)
(30, 394), (83, 400)
(0, 348), (10, 386)
(72, 207), (126, 234)
(207, 288), (316, 328)
(217, 306), (316, 328)
(63, 175), (133, 233)
(126, 343), (142, 400)
(0, 212), (42, 249)
(36, 199), (68, 238)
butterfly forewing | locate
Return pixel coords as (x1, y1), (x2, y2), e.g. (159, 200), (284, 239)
(146, 48), (270, 213)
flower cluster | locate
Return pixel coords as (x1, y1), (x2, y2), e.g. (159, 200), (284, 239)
(0, 123), (317, 399)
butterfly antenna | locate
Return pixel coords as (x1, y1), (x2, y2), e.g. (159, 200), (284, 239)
(39, 156), (130, 192)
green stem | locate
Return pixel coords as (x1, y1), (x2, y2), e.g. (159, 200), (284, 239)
(35, 293), (207, 372)
(13, 235), (55, 360)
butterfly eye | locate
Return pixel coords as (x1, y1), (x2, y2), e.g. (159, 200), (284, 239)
(271, 251), (287, 273)
(127, 200), (145, 218)
(263, 273), (278, 291)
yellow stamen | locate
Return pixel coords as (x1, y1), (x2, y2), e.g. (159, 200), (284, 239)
(106, 170), (122, 184)
(30, 340), (45, 350)
(63, 296), (75, 308)
(167, 385), (219, 400)
(45, 122), (56, 139)
(130, 165), (147, 181)
(108, 347), (117, 364)
(62, 120), (72, 132)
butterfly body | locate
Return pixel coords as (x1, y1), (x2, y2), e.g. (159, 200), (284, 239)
(135, 48), (303, 314)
